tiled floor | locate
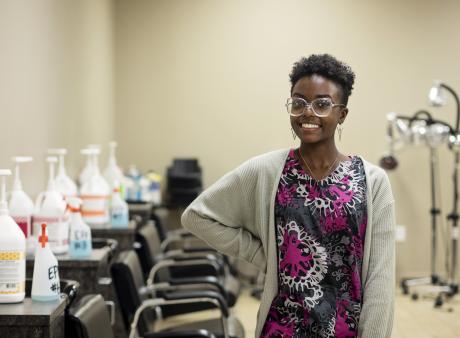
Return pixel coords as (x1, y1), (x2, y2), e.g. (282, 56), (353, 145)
(156, 287), (460, 337)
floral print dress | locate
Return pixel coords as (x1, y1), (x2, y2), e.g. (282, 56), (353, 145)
(261, 149), (368, 338)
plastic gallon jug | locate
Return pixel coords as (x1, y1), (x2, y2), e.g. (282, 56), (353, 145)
(80, 148), (110, 226)
(9, 156), (35, 254)
(0, 169), (26, 303)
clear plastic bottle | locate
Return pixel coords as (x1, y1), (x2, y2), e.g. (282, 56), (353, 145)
(68, 197), (92, 258)
(0, 169), (26, 303)
(111, 185), (129, 228)
(31, 223), (60, 302)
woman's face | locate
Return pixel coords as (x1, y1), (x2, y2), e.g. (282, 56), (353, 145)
(290, 74), (348, 145)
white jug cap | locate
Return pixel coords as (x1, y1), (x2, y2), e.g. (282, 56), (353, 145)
(12, 156), (33, 163)
(48, 148), (67, 155)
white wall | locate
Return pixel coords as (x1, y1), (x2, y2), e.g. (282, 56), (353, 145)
(0, 0), (115, 196)
(114, 0), (460, 279)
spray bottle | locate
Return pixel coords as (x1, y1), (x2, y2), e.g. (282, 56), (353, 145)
(110, 183), (129, 228)
(9, 157), (35, 254)
(68, 197), (92, 258)
(48, 148), (77, 199)
(31, 223), (60, 302)
(33, 157), (69, 255)
(103, 142), (126, 197)
(0, 169), (26, 303)
(80, 148), (110, 226)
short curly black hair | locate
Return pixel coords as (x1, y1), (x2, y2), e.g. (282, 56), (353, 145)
(289, 54), (355, 105)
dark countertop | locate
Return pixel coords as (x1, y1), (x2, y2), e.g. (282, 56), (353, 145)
(128, 202), (154, 213)
(0, 295), (67, 326)
(91, 220), (136, 234)
(26, 247), (111, 268)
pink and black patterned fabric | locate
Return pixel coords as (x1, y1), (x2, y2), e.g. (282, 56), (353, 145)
(261, 149), (368, 338)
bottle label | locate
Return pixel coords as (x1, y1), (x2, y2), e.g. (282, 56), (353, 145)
(0, 251), (25, 294)
(47, 265), (60, 295)
(33, 216), (69, 248)
(81, 195), (109, 224)
(12, 216), (31, 238)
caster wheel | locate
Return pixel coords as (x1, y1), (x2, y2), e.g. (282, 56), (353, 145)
(411, 293), (419, 301)
(434, 296), (443, 308)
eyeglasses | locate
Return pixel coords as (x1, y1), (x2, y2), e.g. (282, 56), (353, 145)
(286, 97), (346, 117)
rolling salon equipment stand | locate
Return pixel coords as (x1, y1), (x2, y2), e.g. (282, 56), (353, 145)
(429, 81), (460, 307)
(384, 111), (451, 301)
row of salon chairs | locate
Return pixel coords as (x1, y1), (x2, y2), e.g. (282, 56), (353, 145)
(67, 209), (245, 338)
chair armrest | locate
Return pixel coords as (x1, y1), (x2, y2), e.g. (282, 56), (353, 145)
(168, 276), (227, 300)
(162, 250), (222, 263)
(160, 251), (226, 276)
(163, 290), (228, 317)
(147, 259), (220, 285)
(129, 291), (228, 338)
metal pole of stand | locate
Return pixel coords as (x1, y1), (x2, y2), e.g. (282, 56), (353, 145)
(449, 151), (459, 292)
(435, 147), (460, 308)
(430, 147), (441, 285)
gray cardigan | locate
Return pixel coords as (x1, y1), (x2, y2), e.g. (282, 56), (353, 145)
(181, 149), (395, 337)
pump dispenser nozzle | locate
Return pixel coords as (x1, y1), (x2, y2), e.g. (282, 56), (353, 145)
(12, 157), (33, 191)
(0, 169), (12, 214)
(108, 142), (117, 161)
(46, 157), (58, 191)
(47, 149), (77, 198)
(47, 149), (67, 175)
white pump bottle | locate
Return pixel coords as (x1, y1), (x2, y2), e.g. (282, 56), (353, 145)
(48, 148), (77, 199)
(0, 169), (26, 303)
(33, 157), (69, 255)
(9, 156), (35, 254)
(80, 148), (110, 226)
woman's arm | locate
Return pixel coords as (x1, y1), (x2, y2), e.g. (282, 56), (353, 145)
(359, 198), (396, 337)
(181, 164), (266, 269)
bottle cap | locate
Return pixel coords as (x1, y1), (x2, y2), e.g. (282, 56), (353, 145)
(39, 223), (48, 248)
(12, 156), (33, 163)
(81, 148), (100, 155)
(47, 148), (67, 155)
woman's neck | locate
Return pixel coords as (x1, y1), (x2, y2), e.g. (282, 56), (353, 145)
(298, 141), (341, 170)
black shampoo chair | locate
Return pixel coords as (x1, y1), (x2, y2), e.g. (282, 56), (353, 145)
(68, 294), (215, 338)
(111, 250), (245, 338)
(135, 222), (241, 310)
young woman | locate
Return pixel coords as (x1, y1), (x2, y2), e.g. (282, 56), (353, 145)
(182, 54), (395, 338)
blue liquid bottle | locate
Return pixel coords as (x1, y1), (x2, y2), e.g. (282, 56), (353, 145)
(68, 198), (92, 258)
(111, 186), (129, 228)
